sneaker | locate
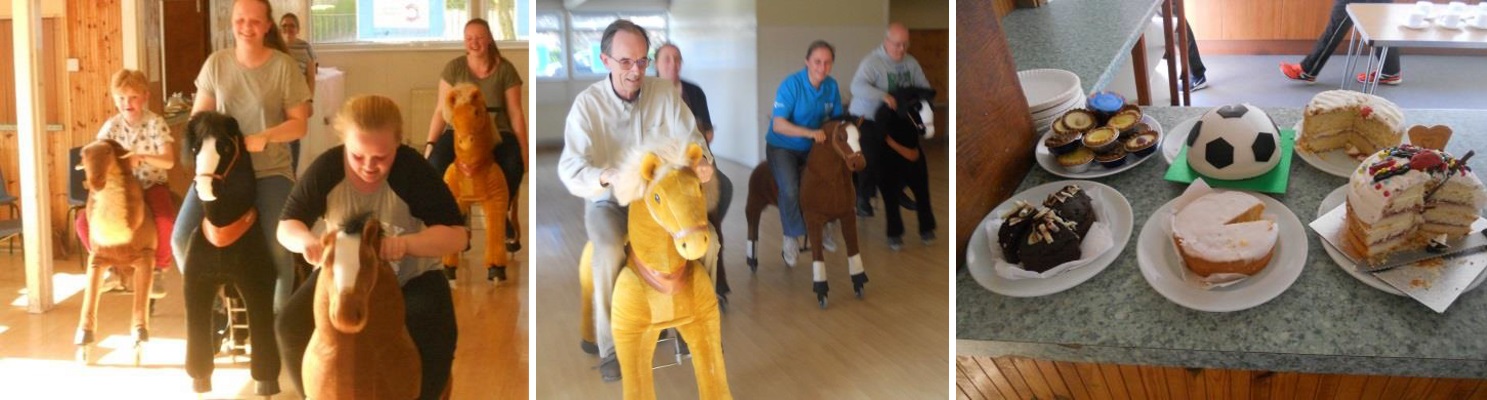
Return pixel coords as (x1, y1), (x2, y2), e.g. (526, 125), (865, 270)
(1181, 75), (1209, 92)
(921, 230), (937, 245)
(99, 269), (126, 293)
(888, 236), (903, 252)
(598, 353), (621, 382)
(149, 269), (167, 299)
(856, 197), (874, 217)
(1356, 72), (1402, 85)
(822, 223), (838, 253)
(782, 236), (799, 267)
(1279, 63), (1317, 84)
(580, 340), (599, 355)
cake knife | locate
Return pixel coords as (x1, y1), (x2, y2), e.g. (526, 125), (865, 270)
(1358, 229), (1487, 272)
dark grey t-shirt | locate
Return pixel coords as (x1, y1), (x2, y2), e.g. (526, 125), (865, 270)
(282, 145), (465, 284)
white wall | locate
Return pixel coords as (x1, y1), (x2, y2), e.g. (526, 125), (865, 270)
(670, 0), (757, 165)
(315, 43), (531, 148)
(756, 0), (887, 162)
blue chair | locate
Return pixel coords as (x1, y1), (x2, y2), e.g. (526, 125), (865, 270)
(0, 167), (20, 253)
(66, 148), (87, 253)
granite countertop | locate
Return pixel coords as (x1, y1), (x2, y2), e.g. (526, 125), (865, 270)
(958, 106), (1487, 379)
(1003, 0), (1166, 94)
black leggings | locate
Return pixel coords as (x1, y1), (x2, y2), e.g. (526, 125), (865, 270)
(276, 269), (458, 400)
(430, 129), (526, 238)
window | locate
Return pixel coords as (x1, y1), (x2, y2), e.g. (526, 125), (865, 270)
(534, 11), (565, 79)
(568, 12), (668, 77)
(308, 0), (528, 44)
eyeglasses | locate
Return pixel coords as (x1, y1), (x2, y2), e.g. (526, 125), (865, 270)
(608, 57), (650, 71)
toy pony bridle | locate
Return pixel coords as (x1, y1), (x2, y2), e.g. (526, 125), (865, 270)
(827, 118), (864, 163)
(197, 134), (242, 183)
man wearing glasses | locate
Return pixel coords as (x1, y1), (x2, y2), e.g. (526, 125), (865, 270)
(558, 19), (714, 382)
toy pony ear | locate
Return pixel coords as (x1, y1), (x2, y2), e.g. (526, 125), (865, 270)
(318, 232), (337, 267)
(362, 217), (383, 257)
(640, 152), (663, 183)
(441, 88), (458, 123)
(685, 143), (704, 166)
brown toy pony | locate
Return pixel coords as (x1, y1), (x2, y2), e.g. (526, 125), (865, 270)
(440, 82), (511, 283)
(304, 214), (421, 399)
(74, 138), (157, 365)
(744, 117), (868, 308)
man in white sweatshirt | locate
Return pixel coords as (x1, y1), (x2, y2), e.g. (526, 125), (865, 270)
(558, 19), (714, 382)
(849, 23), (932, 246)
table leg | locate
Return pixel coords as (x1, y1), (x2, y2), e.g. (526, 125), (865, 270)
(1342, 26), (1359, 90)
(1133, 34), (1151, 106)
(1362, 41), (1377, 94)
(1175, 0), (1192, 106)
(1370, 46), (1390, 95)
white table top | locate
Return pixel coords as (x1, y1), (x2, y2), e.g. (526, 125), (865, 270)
(1348, 3), (1487, 49)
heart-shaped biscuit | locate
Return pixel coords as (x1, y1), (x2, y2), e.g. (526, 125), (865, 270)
(1408, 125), (1452, 151)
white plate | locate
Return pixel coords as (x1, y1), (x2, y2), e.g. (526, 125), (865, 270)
(1314, 185), (1487, 296)
(1031, 94), (1084, 121)
(1163, 116), (1199, 164)
(966, 180), (1135, 297)
(1402, 20), (1432, 30)
(1037, 114), (1165, 179)
(1136, 191), (1307, 312)
(1291, 121), (1408, 178)
(1019, 69), (1083, 113)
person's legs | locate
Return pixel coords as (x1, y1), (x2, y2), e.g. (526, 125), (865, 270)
(403, 270), (458, 400)
(428, 129), (455, 175)
(1184, 23), (1207, 81)
(496, 131), (525, 250)
(75, 209), (92, 254)
(710, 172), (733, 296)
(143, 185), (177, 270)
(290, 140), (301, 173)
(172, 186), (202, 275)
(254, 176), (296, 312)
(275, 268), (318, 397)
(1298, 0), (1355, 77)
(585, 200), (627, 364)
(765, 146), (808, 238)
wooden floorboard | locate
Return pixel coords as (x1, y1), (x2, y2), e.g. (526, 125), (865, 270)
(533, 138), (951, 398)
(0, 182), (530, 399)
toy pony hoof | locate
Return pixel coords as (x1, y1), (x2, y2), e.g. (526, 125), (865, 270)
(813, 281), (829, 309)
(74, 329), (95, 364)
(133, 326), (149, 366)
(746, 256), (758, 272)
(580, 340), (599, 355)
(506, 238), (522, 253)
(818, 294), (829, 309)
(255, 379), (280, 396)
(488, 266), (507, 282)
(133, 342), (143, 367)
(193, 378), (212, 394)
(851, 273), (869, 299)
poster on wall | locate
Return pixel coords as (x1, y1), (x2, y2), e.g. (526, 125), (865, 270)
(357, 0), (447, 41)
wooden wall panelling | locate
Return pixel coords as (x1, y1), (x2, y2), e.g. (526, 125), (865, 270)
(62, 0), (125, 230)
(1278, 0), (1333, 41)
(955, 0), (1036, 265)
(909, 29), (949, 105)
(956, 356), (1487, 400)
(1, 19), (64, 221)
(162, 0), (211, 98)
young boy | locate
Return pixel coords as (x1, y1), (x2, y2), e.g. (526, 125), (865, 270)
(76, 69), (178, 299)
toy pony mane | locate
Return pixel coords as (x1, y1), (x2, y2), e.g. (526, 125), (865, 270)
(611, 138), (719, 210)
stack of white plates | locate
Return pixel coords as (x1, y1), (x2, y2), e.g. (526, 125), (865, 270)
(1018, 69), (1086, 137)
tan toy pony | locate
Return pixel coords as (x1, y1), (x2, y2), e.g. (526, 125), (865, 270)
(578, 141), (731, 399)
(440, 82), (511, 283)
(304, 214), (421, 399)
(74, 138), (156, 366)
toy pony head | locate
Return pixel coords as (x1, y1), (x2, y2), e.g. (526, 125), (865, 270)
(886, 86), (937, 139)
(613, 140), (713, 261)
(186, 111), (252, 203)
(822, 117), (868, 172)
(76, 139), (133, 192)
(317, 213), (385, 334)
(441, 83), (499, 163)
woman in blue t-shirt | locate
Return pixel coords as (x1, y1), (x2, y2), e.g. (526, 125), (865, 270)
(765, 40), (843, 267)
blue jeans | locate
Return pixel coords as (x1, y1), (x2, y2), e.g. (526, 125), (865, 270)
(172, 175), (296, 312)
(766, 145), (809, 238)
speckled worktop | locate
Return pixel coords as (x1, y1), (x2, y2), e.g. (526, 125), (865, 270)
(1003, 0), (1166, 93)
(958, 106), (1487, 379)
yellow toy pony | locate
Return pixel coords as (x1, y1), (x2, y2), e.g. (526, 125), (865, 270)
(440, 83), (511, 283)
(579, 141), (731, 399)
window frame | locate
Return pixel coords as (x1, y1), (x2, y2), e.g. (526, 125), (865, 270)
(533, 9), (669, 83)
(307, 0), (529, 49)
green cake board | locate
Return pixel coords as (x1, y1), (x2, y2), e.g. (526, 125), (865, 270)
(1164, 129), (1295, 194)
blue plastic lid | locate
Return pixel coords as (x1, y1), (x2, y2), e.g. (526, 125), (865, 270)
(1088, 92), (1125, 113)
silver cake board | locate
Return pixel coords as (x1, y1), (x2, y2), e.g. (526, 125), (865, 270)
(1309, 204), (1487, 313)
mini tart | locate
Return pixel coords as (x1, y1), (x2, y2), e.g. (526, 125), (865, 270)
(1125, 130), (1159, 158)
(1108, 110), (1141, 134)
(1044, 132), (1082, 155)
(1052, 118), (1075, 135)
(1087, 91), (1127, 116)
(1057, 147), (1095, 173)
(1095, 147), (1128, 168)
(1082, 126), (1120, 154)
(1061, 109), (1097, 131)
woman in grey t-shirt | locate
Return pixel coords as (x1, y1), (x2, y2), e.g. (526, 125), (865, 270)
(173, 0), (311, 323)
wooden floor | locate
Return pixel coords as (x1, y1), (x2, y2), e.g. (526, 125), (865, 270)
(957, 356), (1487, 400)
(0, 183), (529, 399)
(533, 138), (951, 398)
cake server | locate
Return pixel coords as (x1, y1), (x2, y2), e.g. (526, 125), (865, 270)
(1310, 204), (1487, 313)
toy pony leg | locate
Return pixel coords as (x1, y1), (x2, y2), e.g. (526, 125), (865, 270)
(840, 216), (868, 298)
(482, 169), (510, 282)
(129, 255), (154, 339)
(611, 273), (659, 399)
(182, 269), (220, 391)
(74, 254), (105, 358)
(907, 163), (938, 239)
(806, 213), (829, 308)
(676, 315), (731, 400)
(233, 261), (282, 394)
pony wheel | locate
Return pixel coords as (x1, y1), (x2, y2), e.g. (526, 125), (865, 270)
(76, 344), (93, 365)
(818, 294), (829, 309)
(855, 286), (865, 299)
(746, 256), (758, 272)
(134, 342), (143, 367)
